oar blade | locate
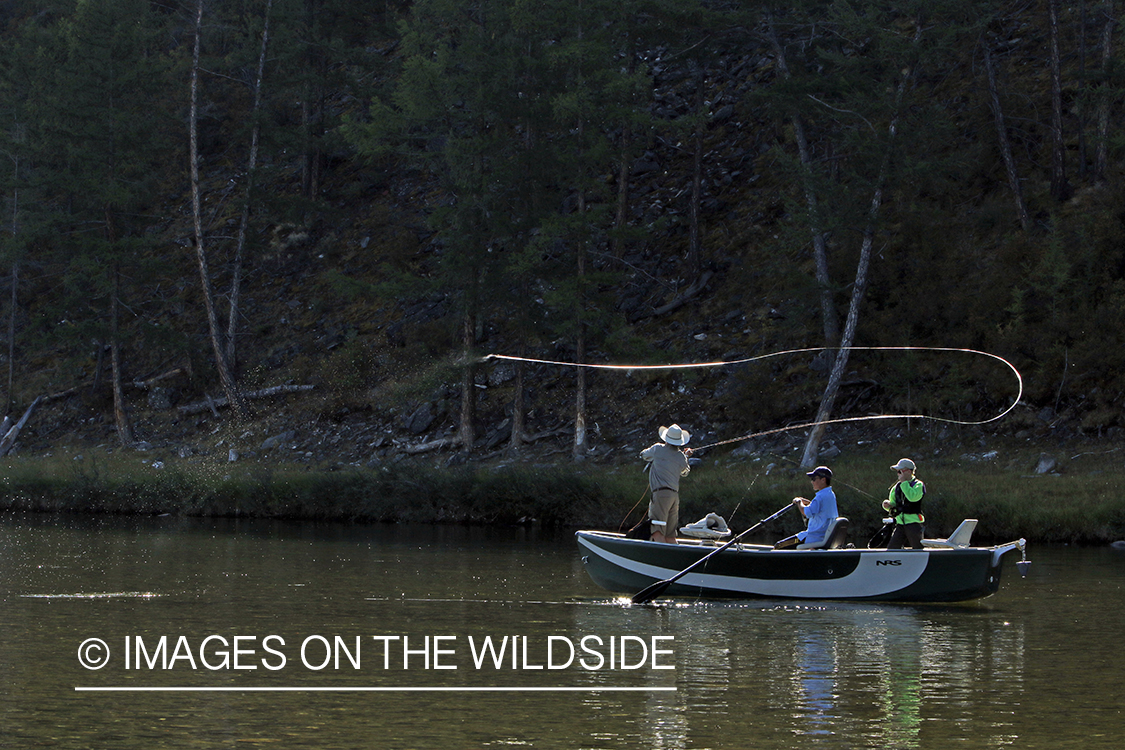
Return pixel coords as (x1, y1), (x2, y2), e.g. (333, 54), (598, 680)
(630, 578), (672, 605)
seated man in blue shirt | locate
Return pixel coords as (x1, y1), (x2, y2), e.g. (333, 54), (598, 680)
(774, 466), (839, 549)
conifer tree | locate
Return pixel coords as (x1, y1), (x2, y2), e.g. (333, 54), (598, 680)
(0, 30), (34, 416)
(374, 0), (546, 450)
(535, 0), (640, 457)
(1093, 0), (1118, 182)
(31, 0), (175, 445)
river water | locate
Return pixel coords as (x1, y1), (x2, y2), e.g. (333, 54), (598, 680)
(1, 512), (1121, 749)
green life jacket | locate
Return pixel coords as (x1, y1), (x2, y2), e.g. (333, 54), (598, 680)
(892, 479), (924, 519)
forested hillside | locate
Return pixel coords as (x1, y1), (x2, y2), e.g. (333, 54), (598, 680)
(1, 0), (1123, 468)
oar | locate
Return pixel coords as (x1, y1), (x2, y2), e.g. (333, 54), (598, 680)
(631, 503), (793, 604)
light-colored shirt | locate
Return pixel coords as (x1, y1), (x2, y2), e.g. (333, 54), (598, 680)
(640, 443), (690, 492)
(801, 486), (839, 544)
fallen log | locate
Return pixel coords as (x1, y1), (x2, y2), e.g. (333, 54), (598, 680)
(43, 387), (81, 403)
(132, 367), (186, 390)
(0, 395), (43, 457)
(651, 270), (713, 317)
(177, 384), (314, 415)
(403, 436), (459, 455)
(522, 427), (571, 443)
(630, 270), (713, 322)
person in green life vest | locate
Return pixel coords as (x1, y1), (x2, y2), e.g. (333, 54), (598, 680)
(883, 458), (925, 549)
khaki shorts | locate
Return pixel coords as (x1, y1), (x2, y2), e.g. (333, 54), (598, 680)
(649, 489), (680, 538)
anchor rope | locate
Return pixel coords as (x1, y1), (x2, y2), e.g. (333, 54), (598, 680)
(482, 346), (1023, 453)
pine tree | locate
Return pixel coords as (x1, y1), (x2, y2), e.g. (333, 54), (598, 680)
(0, 26), (35, 416)
(373, 0), (540, 450)
(31, 0), (175, 445)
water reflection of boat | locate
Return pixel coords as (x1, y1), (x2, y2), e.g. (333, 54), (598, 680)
(575, 521), (1028, 603)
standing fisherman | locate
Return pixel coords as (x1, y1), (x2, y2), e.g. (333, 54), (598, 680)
(884, 458), (926, 549)
(640, 425), (693, 544)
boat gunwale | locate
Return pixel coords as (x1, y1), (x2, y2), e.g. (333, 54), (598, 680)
(574, 529), (1011, 555)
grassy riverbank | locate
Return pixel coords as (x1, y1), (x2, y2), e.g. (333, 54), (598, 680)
(3, 447), (1124, 544)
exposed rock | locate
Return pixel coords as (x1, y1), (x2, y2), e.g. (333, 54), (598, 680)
(1034, 453), (1057, 474)
(404, 404), (435, 434)
(711, 104), (735, 121)
(729, 440), (757, 458)
(261, 430), (297, 451)
(484, 419), (512, 450)
(819, 443), (842, 460)
(487, 362), (516, 387)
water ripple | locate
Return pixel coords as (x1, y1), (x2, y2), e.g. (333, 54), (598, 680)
(20, 591), (162, 599)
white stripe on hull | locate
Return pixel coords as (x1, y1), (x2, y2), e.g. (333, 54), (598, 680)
(578, 536), (930, 598)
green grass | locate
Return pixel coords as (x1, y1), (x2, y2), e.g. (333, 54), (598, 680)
(2, 450), (1124, 544)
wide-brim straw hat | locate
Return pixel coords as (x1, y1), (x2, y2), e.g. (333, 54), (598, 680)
(659, 424), (690, 446)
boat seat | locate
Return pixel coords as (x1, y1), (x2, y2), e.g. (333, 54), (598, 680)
(796, 517), (849, 550)
(921, 519), (978, 549)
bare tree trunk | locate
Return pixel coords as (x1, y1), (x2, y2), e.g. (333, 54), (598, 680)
(767, 16), (839, 350)
(458, 310), (476, 451)
(0, 395), (41, 457)
(91, 341), (105, 395)
(5, 260), (14, 416)
(614, 128), (632, 260)
(1049, 0), (1071, 201)
(191, 0), (248, 419)
(983, 45), (1034, 231)
(688, 68), (705, 280)
(5, 137), (18, 416)
(102, 203), (133, 446)
(797, 115), (838, 349)
(226, 0), (274, 370)
(1079, 0), (1089, 179)
(572, 5), (589, 460)
(613, 41), (637, 260)
(110, 266), (134, 446)
(611, 17), (638, 261)
(1095, 0), (1117, 181)
(800, 23), (922, 468)
(574, 321), (588, 458)
(574, 194), (589, 459)
(508, 339), (526, 452)
(800, 190), (880, 468)
(300, 0), (324, 201)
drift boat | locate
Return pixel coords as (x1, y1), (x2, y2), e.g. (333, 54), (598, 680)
(576, 518), (1029, 603)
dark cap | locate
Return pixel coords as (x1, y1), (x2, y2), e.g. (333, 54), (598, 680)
(806, 466), (833, 480)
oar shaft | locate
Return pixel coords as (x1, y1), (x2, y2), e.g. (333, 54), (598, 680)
(631, 503), (792, 604)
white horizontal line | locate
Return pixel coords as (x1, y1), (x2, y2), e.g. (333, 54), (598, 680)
(75, 686), (676, 693)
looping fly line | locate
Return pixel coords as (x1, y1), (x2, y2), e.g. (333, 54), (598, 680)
(481, 347), (1023, 452)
